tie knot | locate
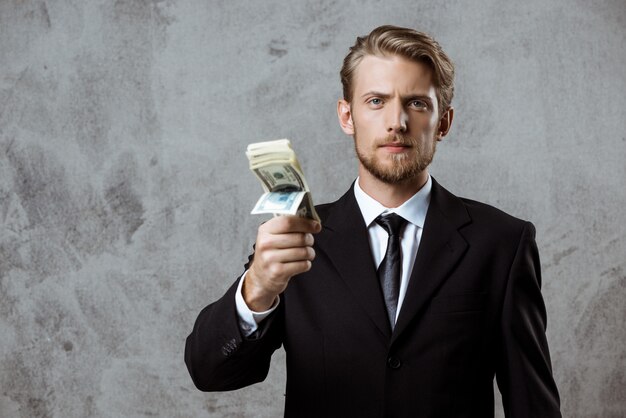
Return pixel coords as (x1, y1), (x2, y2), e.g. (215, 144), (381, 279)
(375, 213), (407, 236)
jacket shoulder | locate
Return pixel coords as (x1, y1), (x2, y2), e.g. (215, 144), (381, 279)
(432, 178), (533, 236)
(458, 196), (535, 238)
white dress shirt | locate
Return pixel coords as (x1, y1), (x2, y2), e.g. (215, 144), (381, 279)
(235, 175), (432, 336)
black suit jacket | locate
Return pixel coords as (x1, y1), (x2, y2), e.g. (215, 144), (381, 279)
(185, 178), (561, 417)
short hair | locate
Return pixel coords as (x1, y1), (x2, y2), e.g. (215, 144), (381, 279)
(340, 25), (455, 116)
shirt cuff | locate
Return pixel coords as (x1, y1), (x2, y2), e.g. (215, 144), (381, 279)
(235, 270), (280, 337)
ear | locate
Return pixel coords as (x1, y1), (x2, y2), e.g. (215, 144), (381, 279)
(436, 107), (454, 141)
(337, 99), (354, 135)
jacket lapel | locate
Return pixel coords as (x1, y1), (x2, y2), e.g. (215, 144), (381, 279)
(316, 184), (393, 340)
(392, 178), (471, 344)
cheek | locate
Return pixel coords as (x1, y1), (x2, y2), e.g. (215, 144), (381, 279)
(429, 110), (440, 128)
(409, 117), (435, 134)
(357, 110), (381, 126)
(353, 115), (380, 138)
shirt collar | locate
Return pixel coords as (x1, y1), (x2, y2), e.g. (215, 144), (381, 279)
(353, 174), (432, 229)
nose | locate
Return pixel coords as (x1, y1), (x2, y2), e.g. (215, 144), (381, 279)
(386, 101), (408, 134)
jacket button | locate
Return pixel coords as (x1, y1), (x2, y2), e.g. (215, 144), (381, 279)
(221, 338), (239, 357)
(387, 356), (401, 369)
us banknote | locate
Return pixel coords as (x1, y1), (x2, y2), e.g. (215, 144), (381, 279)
(247, 139), (320, 223)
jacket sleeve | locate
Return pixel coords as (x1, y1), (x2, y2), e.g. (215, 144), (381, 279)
(496, 221), (562, 417)
(184, 274), (284, 392)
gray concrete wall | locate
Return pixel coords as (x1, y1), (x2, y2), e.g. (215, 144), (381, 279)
(0, 0), (624, 416)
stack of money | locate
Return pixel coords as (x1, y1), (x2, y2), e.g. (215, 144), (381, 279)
(246, 139), (321, 223)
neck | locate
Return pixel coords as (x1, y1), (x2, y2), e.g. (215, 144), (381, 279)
(358, 168), (429, 208)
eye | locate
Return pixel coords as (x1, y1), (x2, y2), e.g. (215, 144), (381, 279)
(368, 98), (383, 106)
(409, 100), (429, 110)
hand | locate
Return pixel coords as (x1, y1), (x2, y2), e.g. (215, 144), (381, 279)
(244, 216), (321, 311)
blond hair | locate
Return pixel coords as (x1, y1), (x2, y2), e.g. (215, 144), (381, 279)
(340, 25), (455, 116)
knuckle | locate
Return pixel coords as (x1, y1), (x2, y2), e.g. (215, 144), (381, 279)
(304, 233), (314, 246)
(260, 251), (276, 266)
(268, 263), (283, 278)
(256, 236), (270, 250)
(280, 216), (295, 228)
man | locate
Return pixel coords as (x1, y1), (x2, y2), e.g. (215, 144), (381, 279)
(185, 25), (562, 417)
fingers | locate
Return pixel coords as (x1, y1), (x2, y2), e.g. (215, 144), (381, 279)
(258, 232), (314, 250)
(261, 216), (321, 235)
(245, 216), (320, 307)
(257, 216), (319, 252)
(263, 259), (313, 281)
(245, 257), (313, 311)
(257, 246), (316, 265)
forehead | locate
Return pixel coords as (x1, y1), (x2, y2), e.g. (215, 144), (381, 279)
(352, 54), (435, 97)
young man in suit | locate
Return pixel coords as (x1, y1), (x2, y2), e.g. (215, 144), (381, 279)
(185, 25), (562, 417)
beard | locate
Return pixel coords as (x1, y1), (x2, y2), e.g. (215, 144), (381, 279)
(354, 128), (437, 184)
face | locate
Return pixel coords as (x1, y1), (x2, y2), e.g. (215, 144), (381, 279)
(338, 54), (451, 185)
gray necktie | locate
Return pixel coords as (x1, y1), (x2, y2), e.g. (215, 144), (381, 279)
(375, 213), (407, 329)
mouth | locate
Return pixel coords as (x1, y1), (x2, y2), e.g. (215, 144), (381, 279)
(379, 142), (412, 153)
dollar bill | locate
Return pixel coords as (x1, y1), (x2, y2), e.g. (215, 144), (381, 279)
(247, 139), (320, 223)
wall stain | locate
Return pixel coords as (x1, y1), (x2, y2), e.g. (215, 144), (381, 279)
(600, 366), (625, 408)
(575, 272), (626, 352)
(40, 1), (51, 29)
(0, 192), (30, 278)
(104, 180), (145, 244)
(1, 142), (146, 281)
(306, 22), (340, 50)
(268, 38), (288, 58)
(0, 351), (55, 418)
(552, 246), (578, 266)
(103, 152), (146, 244)
(21, 0), (51, 30)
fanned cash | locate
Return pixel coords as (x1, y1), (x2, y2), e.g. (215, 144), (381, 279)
(247, 139), (321, 223)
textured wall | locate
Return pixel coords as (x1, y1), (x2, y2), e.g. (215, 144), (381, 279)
(0, 0), (624, 417)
